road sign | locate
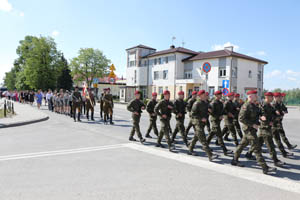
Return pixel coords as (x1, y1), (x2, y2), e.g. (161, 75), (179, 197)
(93, 78), (98, 84)
(222, 80), (229, 88)
(202, 62), (211, 73)
(109, 71), (116, 78)
(222, 88), (229, 96)
(110, 64), (116, 71)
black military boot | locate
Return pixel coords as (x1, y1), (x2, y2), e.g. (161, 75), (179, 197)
(139, 138), (146, 144)
(245, 152), (256, 160)
(215, 140), (219, 146)
(263, 166), (277, 175)
(109, 115), (114, 124)
(288, 144), (297, 150)
(77, 113), (81, 122)
(283, 151), (294, 158)
(129, 137), (137, 142)
(209, 154), (219, 162)
(145, 132), (152, 138)
(231, 159), (244, 167)
(274, 160), (286, 168)
(91, 112), (94, 121)
(155, 143), (163, 148)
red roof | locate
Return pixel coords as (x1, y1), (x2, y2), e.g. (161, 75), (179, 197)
(183, 49), (268, 64)
(144, 47), (198, 58)
(126, 44), (156, 51)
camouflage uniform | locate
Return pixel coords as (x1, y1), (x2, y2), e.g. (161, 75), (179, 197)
(233, 101), (268, 171)
(233, 99), (243, 139)
(277, 102), (294, 148)
(171, 98), (188, 146)
(103, 93), (114, 124)
(185, 97), (197, 136)
(72, 90), (82, 122)
(85, 91), (95, 121)
(154, 99), (174, 149)
(145, 99), (159, 137)
(127, 98), (145, 141)
(188, 99), (214, 159)
(221, 99), (239, 145)
(206, 99), (231, 154)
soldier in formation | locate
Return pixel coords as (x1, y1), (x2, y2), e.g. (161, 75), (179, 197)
(102, 88), (114, 124)
(85, 88), (96, 121)
(72, 86), (82, 122)
(145, 92), (159, 138)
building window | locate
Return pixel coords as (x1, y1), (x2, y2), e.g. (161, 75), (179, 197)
(154, 58), (157, 65)
(258, 71), (262, 81)
(163, 70), (168, 80)
(188, 89), (192, 97)
(219, 68), (226, 77)
(158, 58), (161, 64)
(179, 86), (183, 91)
(144, 60), (147, 66)
(154, 71), (159, 80)
(194, 87), (199, 91)
(130, 61), (135, 67)
(218, 86), (222, 92)
(134, 70), (137, 84)
(165, 56), (168, 63)
(121, 89), (124, 98)
(142, 88), (147, 99)
(232, 67), (237, 78)
(233, 87), (237, 93)
(158, 87), (163, 95)
(153, 86), (156, 92)
(209, 87), (215, 96)
(184, 71), (192, 79)
(248, 70), (252, 78)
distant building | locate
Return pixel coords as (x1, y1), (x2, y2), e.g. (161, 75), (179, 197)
(125, 44), (267, 101)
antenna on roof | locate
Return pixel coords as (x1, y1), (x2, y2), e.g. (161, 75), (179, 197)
(172, 36), (176, 45)
(182, 40), (185, 47)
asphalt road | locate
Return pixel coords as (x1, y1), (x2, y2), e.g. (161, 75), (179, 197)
(1, 103), (300, 200)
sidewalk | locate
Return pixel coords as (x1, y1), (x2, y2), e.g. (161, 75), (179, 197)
(0, 100), (49, 128)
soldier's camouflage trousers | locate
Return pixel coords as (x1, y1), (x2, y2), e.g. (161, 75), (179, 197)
(72, 102), (81, 120)
(146, 117), (158, 137)
(157, 118), (172, 147)
(222, 120), (238, 145)
(130, 114), (143, 140)
(185, 119), (195, 136)
(189, 119), (212, 158)
(86, 105), (94, 120)
(234, 127), (268, 170)
(207, 119), (228, 153)
(172, 118), (188, 144)
(272, 126), (288, 155)
(248, 128), (279, 162)
(223, 120), (243, 140)
(278, 122), (292, 148)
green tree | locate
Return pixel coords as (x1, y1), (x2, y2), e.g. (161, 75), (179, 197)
(57, 55), (73, 90)
(70, 48), (110, 87)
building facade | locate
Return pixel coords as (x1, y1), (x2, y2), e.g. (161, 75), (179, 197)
(125, 44), (267, 101)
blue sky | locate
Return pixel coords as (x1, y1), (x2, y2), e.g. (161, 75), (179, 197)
(1, 0), (300, 89)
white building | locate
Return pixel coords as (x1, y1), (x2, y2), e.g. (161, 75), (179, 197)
(123, 44), (267, 101)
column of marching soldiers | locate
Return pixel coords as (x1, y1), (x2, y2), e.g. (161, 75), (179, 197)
(127, 89), (297, 175)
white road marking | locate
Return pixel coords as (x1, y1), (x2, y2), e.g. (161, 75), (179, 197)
(125, 143), (300, 194)
(0, 144), (128, 161)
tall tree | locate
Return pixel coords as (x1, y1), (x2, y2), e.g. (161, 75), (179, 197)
(57, 55), (73, 90)
(70, 48), (110, 87)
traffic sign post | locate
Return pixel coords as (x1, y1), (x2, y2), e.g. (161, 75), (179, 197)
(222, 88), (229, 96)
(202, 62), (211, 91)
(222, 80), (229, 89)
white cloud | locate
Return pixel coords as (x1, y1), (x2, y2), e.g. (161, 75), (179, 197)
(0, 0), (12, 12)
(19, 11), (24, 17)
(287, 77), (297, 81)
(52, 30), (60, 37)
(256, 51), (266, 56)
(265, 69), (282, 78)
(212, 42), (240, 52)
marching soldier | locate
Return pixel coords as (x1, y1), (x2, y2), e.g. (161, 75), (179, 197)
(185, 91), (198, 136)
(246, 92), (285, 167)
(232, 93), (243, 139)
(145, 92), (159, 138)
(85, 88), (96, 121)
(205, 92), (211, 133)
(103, 88), (114, 124)
(188, 90), (218, 161)
(171, 91), (189, 147)
(221, 92), (239, 146)
(99, 89), (105, 119)
(206, 91), (233, 156)
(127, 90), (146, 143)
(272, 92), (294, 157)
(154, 90), (175, 152)
(231, 90), (277, 175)
(72, 86), (82, 122)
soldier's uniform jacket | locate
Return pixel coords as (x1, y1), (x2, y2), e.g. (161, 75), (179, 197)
(186, 97), (197, 117)
(127, 99), (145, 116)
(146, 99), (158, 119)
(239, 101), (260, 129)
(259, 102), (276, 129)
(223, 99), (236, 124)
(173, 99), (187, 120)
(191, 100), (209, 120)
(154, 99), (174, 120)
(281, 102), (288, 114)
(103, 93), (114, 108)
(86, 92), (96, 107)
(272, 101), (284, 127)
(233, 99), (242, 120)
(72, 91), (82, 104)
(209, 99), (224, 121)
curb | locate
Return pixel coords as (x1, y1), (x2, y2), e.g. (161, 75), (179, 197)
(0, 116), (49, 129)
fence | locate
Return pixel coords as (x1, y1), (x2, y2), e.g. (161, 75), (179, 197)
(0, 99), (14, 117)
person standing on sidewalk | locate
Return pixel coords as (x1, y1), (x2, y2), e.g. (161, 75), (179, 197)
(35, 90), (43, 109)
(46, 89), (53, 111)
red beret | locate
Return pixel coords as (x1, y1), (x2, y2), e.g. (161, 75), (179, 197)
(273, 92), (281, 97)
(163, 90), (170, 95)
(281, 93), (286, 97)
(234, 93), (240, 97)
(178, 91), (184, 95)
(264, 92), (273, 97)
(205, 92), (209, 96)
(214, 91), (222, 95)
(198, 90), (206, 95)
(107, 88), (111, 91)
(227, 92), (235, 97)
(134, 90), (141, 95)
(152, 92), (157, 96)
(246, 90), (257, 95)
(192, 91), (197, 95)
